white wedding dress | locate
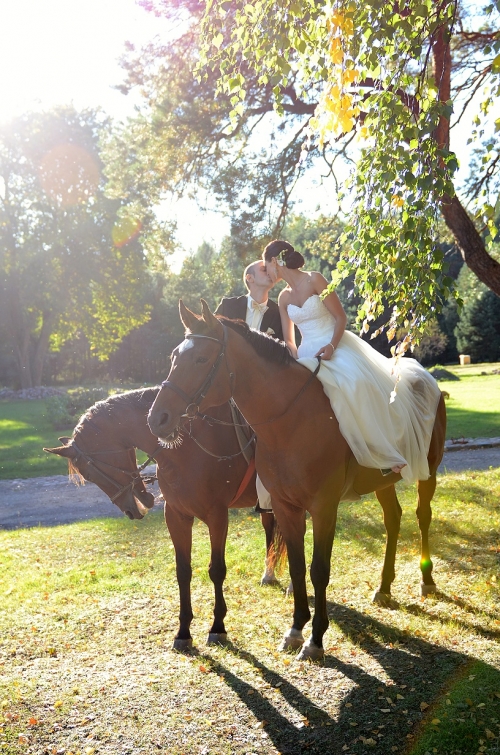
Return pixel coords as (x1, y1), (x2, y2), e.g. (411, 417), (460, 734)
(288, 295), (442, 482)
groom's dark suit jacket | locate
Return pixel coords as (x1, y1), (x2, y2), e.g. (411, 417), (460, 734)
(215, 295), (284, 341)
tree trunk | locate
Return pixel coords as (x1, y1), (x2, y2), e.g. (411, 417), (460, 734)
(32, 311), (56, 387)
(6, 277), (33, 389)
(433, 24), (500, 296)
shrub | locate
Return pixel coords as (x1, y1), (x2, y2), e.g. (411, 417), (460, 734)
(46, 387), (120, 430)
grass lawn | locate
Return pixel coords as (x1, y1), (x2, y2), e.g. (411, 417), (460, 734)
(0, 400), (74, 479)
(0, 469), (499, 754)
(0, 364), (499, 480)
(436, 363), (500, 441)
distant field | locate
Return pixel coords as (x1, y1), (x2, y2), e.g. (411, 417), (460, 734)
(434, 362), (500, 441)
(0, 364), (499, 480)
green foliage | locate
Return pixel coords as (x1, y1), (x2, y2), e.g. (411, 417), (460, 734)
(45, 387), (114, 430)
(454, 248), (500, 362)
(455, 289), (500, 362)
(0, 107), (169, 388)
(197, 0), (466, 349)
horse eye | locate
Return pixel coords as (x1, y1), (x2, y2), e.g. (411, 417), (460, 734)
(195, 356), (208, 364)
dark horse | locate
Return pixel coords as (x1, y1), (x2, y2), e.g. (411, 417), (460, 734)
(45, 388), (285, 649)
(147, 301), (447, 661)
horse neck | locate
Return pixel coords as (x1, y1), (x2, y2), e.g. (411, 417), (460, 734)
(92, 395), (160, 455)
(226, 329), (308, 431)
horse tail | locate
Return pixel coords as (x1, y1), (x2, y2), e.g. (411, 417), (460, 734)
(268, 517), (288, 576)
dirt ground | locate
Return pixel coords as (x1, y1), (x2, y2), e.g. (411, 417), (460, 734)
(1, 447), (500, 530)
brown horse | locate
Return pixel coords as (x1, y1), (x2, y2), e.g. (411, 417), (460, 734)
(147, 301), (446, 661)
(45, 388), (285, 649)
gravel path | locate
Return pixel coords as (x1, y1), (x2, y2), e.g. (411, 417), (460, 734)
(1, 446), (499, 531)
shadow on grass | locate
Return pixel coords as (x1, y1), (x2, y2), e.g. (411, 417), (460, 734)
(191, 604), (499, 755)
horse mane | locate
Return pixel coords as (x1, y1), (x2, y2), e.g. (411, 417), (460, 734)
(218, 317), (293, 366)
(73, 387), (160, 436)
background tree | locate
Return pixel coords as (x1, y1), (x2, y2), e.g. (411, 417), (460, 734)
(114, 0), (500, 351)
(0, 107), (171, 388)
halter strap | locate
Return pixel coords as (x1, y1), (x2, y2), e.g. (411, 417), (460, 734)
(161, 327), (228, 419)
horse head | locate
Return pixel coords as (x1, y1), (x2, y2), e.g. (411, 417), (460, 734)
(147, 299), (231, 441)
(45, 429), (155, 521)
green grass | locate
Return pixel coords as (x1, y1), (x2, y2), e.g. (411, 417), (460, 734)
(0, 400), (73, 479)
(0, 470), (499, 754)
(436, 363), (500, 440)
(0, 364), (499, 480)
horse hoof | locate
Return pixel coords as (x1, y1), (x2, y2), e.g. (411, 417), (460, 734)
(373, 590), (392, 606)
(260, 575), (280, 586)
(420, 583), (437, 596)
(279, 628), (304, 652)
(207, 632), (228, 645)
(172, 638), (193, 651)
(298, 640), (324, 662)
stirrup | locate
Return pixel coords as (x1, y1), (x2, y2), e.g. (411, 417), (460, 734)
(381, 468), (393, 476)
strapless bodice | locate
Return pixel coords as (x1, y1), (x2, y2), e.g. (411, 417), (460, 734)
(288, 294), (337, 359)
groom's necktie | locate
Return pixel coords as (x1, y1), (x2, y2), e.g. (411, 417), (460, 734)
(249, 299), (268, 330)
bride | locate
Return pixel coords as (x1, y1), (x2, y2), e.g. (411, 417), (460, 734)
(263, 239), (442, 482)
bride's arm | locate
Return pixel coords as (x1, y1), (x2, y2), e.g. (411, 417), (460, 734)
(278, 292), (298, 359)
(312, 272), (347, 359)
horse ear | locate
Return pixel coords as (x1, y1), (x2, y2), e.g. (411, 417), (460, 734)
(58, 436), (71, 444)
(44, 444), (77, 458)
(179, 299), (201, 332)
(200, 299), (219, 329)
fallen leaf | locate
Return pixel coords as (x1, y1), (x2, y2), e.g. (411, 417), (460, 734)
(345, 702), (352, 708)
(28, 717), (38, 726)
(199, 665), (208, 673)
(468, 675), (476, 681)
(386, 697), (393, 704)
(431, 718), (440, 725)
(420, 702), (429, 711)
(396, 694), (404, 700)
(380, 709), (391, 713)
(54, 701), (63, 708)
(486, 729), (495, 739)
(18, 735), (28, 744)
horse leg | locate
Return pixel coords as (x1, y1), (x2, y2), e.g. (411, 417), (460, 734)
(164, 504), (195, 650)
(260, 512), (281, 586)
(274, 508), (310, 652)
(417, 474), (437, 595)
(298, 502), (339, 661)
(206, 509), (229, 645)
(373, 485), (402, 605)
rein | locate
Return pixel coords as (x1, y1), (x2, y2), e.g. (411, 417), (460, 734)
(72, 440), (162, 503)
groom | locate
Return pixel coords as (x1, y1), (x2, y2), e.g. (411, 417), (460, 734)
(215, 260), (283, 341)
(215, 260), (282, 518)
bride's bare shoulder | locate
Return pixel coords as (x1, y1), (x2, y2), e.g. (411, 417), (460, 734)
(278, 287), (292, 306)
(309, 271), (329, 291)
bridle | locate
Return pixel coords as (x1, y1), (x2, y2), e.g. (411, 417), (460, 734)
(161, 327), (230, 421)
(71, 440), (162, 503)
(158, 325), (321, 456)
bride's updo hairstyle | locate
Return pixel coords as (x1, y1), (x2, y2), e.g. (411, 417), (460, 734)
(264, 239), (305, 270)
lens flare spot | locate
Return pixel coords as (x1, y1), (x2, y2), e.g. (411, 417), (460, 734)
(38, 144), (100, 206)
(112, 216), (142, 247)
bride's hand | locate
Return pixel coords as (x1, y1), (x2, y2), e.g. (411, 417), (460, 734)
(315, 343), (335, 360)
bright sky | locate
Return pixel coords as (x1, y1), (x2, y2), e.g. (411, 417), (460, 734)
(0, 0), (229, 262)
